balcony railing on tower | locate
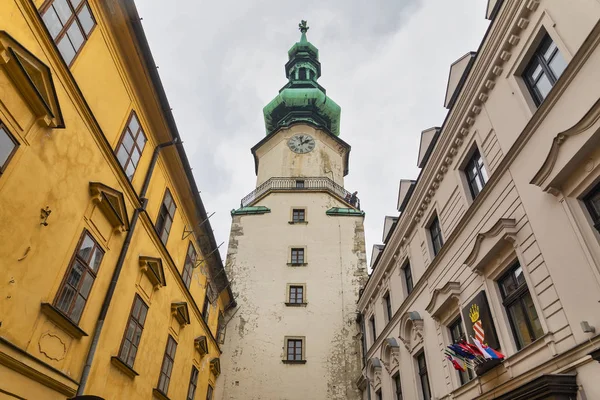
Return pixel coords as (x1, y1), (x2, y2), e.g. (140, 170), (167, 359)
(240, 177), (360, 209)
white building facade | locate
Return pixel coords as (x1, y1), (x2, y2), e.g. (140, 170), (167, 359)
(358, 1), (600, 399)
(215, 23), (368, 400)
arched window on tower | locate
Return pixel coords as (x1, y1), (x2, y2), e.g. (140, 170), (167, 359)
(299, 68), (307, 80)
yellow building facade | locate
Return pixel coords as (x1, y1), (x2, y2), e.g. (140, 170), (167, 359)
(0, 1), (234, 399)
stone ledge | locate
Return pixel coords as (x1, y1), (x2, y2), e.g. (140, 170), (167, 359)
(110, 356), (139, 379)
(40, 303), (88, 339)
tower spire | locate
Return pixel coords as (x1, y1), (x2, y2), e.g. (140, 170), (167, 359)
(299, 20), (309, 43)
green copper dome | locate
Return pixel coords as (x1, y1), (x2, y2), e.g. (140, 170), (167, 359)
(263, 21), (341, 136)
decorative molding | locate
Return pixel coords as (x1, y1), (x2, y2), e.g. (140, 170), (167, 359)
(171, 302), (191, 327)
(530, 98), (600, 188)
(139, 256), (166, 290)
(425, 281), (461, 320)
(399, 311), (424, 354)
(517, 17), (530, 29)
(464, 219), (518, 273)
(110, 356), (139, 378)
(379, 338), (401, 374)
(210, 358), (221, 377)
(89, 182), (130, 232)
(366, 357), (382, 389)
(38, 332), (66, 362)
(0, 31), (64, 128)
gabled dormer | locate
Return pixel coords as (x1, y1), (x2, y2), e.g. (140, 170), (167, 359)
(444, 52), (476, 110)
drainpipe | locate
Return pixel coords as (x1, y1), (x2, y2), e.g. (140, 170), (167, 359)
(75, 139), (179, 397)
(358, 314), (371, 400)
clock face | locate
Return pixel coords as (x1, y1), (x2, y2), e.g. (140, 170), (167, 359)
(287, 134), (315, 154)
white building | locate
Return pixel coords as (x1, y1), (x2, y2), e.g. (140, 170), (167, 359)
(215, 22), (368, 400)
(358, 1), (600, 399)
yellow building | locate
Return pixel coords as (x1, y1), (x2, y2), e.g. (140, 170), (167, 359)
(0, 1), (234, 399)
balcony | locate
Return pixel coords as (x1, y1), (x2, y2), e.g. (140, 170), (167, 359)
(240, 177), (360, 209)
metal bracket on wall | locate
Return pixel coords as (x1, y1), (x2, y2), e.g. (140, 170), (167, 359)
(192, 242), (224, 269)
(182, 212), (215, 240)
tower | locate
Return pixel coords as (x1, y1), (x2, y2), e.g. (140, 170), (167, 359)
(216, 22), (368, 400)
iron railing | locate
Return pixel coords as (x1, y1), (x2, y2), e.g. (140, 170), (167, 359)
(240, 177), (360, 209)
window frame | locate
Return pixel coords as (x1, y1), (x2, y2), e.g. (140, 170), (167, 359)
(182, 242), (197, 289)
(292, 208), (306, 223)
(369, 315), (376, 344)
(375, 389), (382, 400)
(288, 285), (304, 304)
(583, 181), (600, 233)
(202, 291), (211, 325)
(448, 317), (474, 385)
(285, 338), (304, 362)
(464, 148), (488, 199)
(523, 34), (566, 106)
(428, 215), (443, 257)
(39, 0), (97, 67)
(117, 294), (149, 369)
(498, 262), (543, 350)
(393, 372), (403, 400)
(187, 365), (199, 400)
(0, 122), (19, 175)
(115, 111), (147, 181)
(157, 335), (177, 396)
(383, 292), (392, 322)
(53, 229), (104, 324)
(416, 351), (431, 400)
(206, 385), (213, 400)
(290, 248), (305, 265)
(403, 262), (414, 296)
(156, 188), (177, 245)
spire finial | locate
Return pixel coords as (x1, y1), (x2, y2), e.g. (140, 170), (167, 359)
(299, 20), (309, 34)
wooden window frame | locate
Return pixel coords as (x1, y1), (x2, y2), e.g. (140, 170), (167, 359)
(0, 122), (19, 176)
(393, 372), (403, 400)
(292, 208), (305, 223)
(182, 242), (197, 289)
(523, 34), (566, 106)
(156, 188), (176, 246)
(416, 351), (431, 400)
(202, 292), (211, 325)
(206, 384), (213, 400)
(53, 229), (104, 324)
(464, 148), (488, 199)
(429, 215), (443, 257)
(498, 262), (543, 350)
(118, 294), (148, 369)
(157, 335), (177, 396)
(290, 248), (305, 265)
(403, 263), (413, 296)
(186, 365), (199, 400)
(39, 0), (97, 67)
(448, 317), (474, 385)
(115, 111), (147, 181)
(583, 181), (600, 233)
(289, 285), (304, 304)
(285, 338), (305, 362)
(383, 292), (392, 322)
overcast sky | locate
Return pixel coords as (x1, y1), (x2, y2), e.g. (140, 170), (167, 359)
(135, 0), (490, 266)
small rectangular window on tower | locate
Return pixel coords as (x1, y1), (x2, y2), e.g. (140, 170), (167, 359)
(283, 337), (305, 363)
(295, 180), (305, 188)
(292, 209), (306, 223)
(287, 285), (305, 305)
(290, 248), (305, 265)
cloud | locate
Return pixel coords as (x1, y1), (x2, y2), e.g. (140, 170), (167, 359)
(135, 0), (489, 266)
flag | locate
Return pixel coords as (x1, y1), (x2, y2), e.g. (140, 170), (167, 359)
(464, 342), (484, 356)
(448, 344), (475, 359)
(472, 337), (492, 359)
(446, 355), (466, 372)
(484, 346), (505, 360)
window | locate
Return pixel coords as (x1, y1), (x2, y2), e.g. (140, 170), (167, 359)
(403, 263), (414, 295)
(448, 317), (474, 385)
(296, 180), (305, 188)
(157, 336), (177, 395)
(416, 351), (431, 400)
(40, 0), (96, 66)
(206, 385), (213, 400)
(202, 292), (211, 325)
(370, 315), (376, 344)
(182, 243), (197, 289)
(216, 312), (225, 341)
(292, 209), (305, 223)
(429, 215), (443, 257)
(523, 34), (567, 106)
(464, 149), (488, 199)
(0, 123), (19, 174)
(115, 112), (147, 180)
(156, 189), (176, 245)
(498, 262), (543, 350)
(393, 372), (403, 400)
(289, 286), (304, 304)
(383, 292), (392, 322)
(583, 181), (600, 233)
(290, 248), (305, 265)
(118, 295), (148, 369)
(375, 389), (382, 400)
(187, 366), (199, 400)
(54, 230), (104, 323)
(287, 339), (303, 361)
